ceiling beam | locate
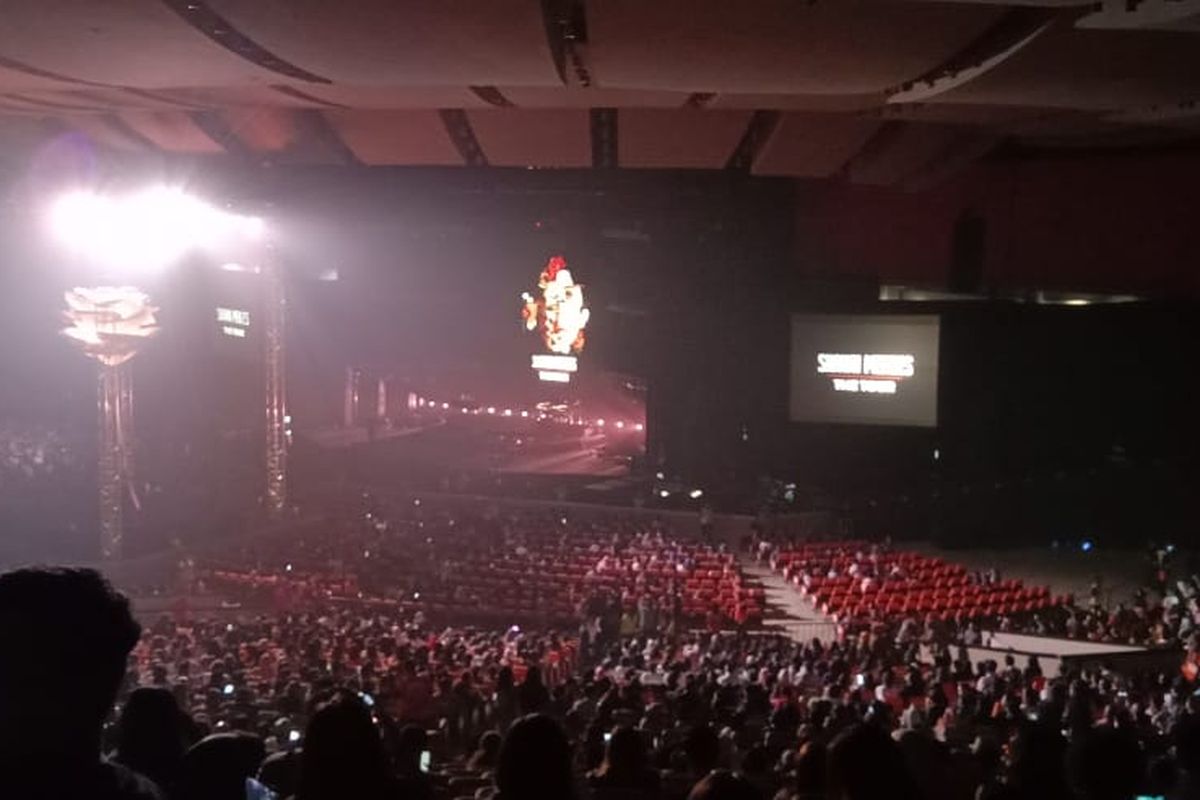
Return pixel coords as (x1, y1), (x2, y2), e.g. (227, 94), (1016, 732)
(591, 107), (618, 168)
(887, 7), (1059, 104)
(726, 110), (781, 171)
(159, 0), (331, 84)
(439, 109), (488, 166)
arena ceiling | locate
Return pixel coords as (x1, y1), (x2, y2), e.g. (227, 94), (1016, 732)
(0, 0), (1197, 188)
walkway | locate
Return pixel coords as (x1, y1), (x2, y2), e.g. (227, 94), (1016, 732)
(740, 555), (838, 642)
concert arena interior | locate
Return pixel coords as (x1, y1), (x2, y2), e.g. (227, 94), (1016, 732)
(0, 3), (1199, 799)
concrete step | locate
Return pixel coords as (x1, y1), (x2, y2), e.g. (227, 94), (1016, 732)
(739, 553), (837, 642)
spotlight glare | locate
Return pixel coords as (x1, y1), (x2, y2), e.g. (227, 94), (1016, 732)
(241, 215), (266, 239)
(49, 186), (262, 274)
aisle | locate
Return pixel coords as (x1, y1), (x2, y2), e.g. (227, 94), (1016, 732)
(740, 556), (838, 642)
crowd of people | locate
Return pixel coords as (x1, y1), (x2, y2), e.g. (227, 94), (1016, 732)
(4, 562), (1200, 800)
(753, 534), (1199, 652)
(5, 496), (1200, 800)
(0, 423), (79, 482)
(197, 500), (765, 633)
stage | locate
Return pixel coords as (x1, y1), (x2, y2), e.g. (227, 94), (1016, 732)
(944, 631), (1182, 678)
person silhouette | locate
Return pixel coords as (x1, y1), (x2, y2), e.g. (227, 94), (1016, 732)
(495, 714), (575, 800)
(113, 686), (189, 795)
(0, 566), (161, 799)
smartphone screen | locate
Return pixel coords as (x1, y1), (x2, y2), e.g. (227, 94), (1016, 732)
(245, 777), (278, 800)
(419, 750), (431, 773)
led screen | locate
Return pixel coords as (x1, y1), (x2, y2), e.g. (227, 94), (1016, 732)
(789, 314), (939, 427)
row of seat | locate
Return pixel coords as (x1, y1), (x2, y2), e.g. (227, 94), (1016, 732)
(770, 540), (1055, 623)
(207, 533), (765, 626)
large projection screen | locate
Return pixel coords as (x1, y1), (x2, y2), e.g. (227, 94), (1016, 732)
(789, 314), (940, 427)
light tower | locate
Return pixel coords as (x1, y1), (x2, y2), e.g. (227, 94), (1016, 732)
(61, 286), (159, 559)
(49, 186), (271, 556)
(263, 257), (287, 517)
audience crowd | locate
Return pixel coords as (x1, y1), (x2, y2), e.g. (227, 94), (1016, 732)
(3, 500), (1200, 800)
(754, 535), (1198, 651)
(0, 423), (79, 482)
(198, 501), (765, 634)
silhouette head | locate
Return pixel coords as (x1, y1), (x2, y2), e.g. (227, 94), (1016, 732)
(0, 567), (140, 759)
(115, 686), (188, 789)
(496, 714), (574, 800)
(299, 689), (391, 800)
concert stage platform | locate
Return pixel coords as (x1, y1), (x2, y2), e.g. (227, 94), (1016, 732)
(964, 631), (1181, 678)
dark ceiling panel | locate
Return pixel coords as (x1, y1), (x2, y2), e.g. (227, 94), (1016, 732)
(845, 121), (966, 185)
(323, 109), (463, 166)
(208, 0), (561, 87)
(618, 109), (754, 168)
(0, 1), (281, 88)
(938, 25), (1200, 110)
(467, 109), (591, 167)
(588, 0), (1007, 94)
(753, 113), (883, 177)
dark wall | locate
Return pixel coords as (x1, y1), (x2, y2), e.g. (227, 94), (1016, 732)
(749, 301), (1198, 545)
(795, 150), (1200, 297)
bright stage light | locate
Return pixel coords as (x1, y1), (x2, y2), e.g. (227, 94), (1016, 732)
(635, 423), (644, 431)
(530, 354), (578, 373)
(220, 262), (260, 274)
(689, 489), (704, 499)
(49, 186), (263, 274)
(520, 410), (529, 418)
(240, 215), (266, 239)
(615, 421), (625, 429)
(596, 418), (605, 427)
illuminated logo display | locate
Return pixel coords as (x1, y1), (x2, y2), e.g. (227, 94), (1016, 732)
(216, 306), (251, 339)
(817, 352), (914, 394)
(522, 255), (589, 383)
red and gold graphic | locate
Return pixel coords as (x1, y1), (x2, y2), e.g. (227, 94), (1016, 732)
(521, 255), (590, 356)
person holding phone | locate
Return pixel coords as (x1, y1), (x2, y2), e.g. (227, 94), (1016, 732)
(393, 725), (435, 800)
(296, 691), (395, 800)
(586, 727), (661, 799)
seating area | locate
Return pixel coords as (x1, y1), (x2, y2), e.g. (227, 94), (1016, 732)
(443, 542), (766, 626)
(202, 506), (766, 628)
(770, 540), (1060, 624)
